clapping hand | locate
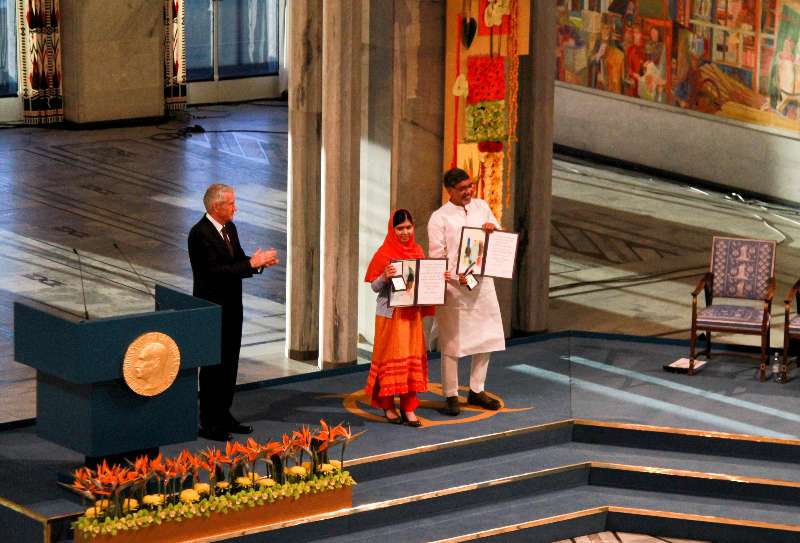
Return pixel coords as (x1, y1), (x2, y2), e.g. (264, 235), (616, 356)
(250, 248), (279, 269)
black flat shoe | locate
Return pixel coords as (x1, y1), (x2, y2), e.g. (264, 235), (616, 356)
(384, 410), (403, 424)
(443, 395), (461, 416)
(198, 426), (232, 442)
(401, 412), (422, 428)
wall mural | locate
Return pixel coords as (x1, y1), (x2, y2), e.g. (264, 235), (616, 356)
(556, 0), (800, 132)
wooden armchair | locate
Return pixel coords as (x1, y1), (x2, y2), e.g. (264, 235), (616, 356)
(781, 279), (800, 383)
(689, 237), (776, 379)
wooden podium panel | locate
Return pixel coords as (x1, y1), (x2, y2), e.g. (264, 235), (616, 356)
(14, 286), (221, 459)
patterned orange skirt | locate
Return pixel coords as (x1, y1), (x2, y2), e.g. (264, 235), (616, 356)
(365, 307), (428, 403)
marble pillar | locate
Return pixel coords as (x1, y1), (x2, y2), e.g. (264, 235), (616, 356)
(60, 0), (164, 123)
(513, 0), (556, 333)
(390, 1), (445, 252)
(358, 0), (393, 346)
(320, 0), (362, 367)
(286, 0), (323, 362)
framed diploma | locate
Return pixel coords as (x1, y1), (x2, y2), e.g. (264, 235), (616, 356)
(456, 227), (519, 279)
(388, 258), (447, 307)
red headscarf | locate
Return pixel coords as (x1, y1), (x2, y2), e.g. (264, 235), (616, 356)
(364, 209), (425, 282)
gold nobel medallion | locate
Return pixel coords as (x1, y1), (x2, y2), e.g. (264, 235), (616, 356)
(122, 332), (181, 397)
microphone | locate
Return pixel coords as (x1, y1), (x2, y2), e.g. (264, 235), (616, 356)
(73, 248), (90, 320)
(113, 241), (160, 310)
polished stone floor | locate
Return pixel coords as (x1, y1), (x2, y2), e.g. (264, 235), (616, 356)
(0, 102), (797, 423)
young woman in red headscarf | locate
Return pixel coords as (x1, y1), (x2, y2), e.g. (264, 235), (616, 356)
(364, 209), (437, 427)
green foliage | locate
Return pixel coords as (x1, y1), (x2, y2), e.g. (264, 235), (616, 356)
(465, 101), (506, 143)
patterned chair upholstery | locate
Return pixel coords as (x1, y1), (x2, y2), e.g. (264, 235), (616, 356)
(782, 280), (800, 382)
(690, 237), (776, 379)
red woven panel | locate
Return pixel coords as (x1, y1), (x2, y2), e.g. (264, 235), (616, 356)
(467, 56), (505, 104)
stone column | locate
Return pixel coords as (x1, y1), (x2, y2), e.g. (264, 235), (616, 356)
(320, 0), (362, 367)
(358, 0), (393, 347)
(286, 0), (323, 362)
(513, 0), (556, 333)
(390, 1), (445, 251)
(60, 0), (164, 123)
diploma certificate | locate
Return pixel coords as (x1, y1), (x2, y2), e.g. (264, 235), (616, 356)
(388, 258), (447, 307)
(456, 227), (519, 279)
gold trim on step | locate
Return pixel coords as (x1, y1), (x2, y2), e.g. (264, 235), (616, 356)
(347, 419), (574, 466)
(575, 418), (800, 446)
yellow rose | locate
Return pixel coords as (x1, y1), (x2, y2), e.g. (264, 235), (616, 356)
(319, 464), (334, 473)
(122, 498), (139, 512)
(94, 499), (110, 509)
(84, 507), (98, 518)
(215, 481), (230, 491)
(287, 466), (307, 477)
(329, 460), (342, 469)
(235, 476), (253, 488)
(257, 477), (276, 487)
(142, 494), (165, 506)
(193, 483), (211, 495)
(179, 489), (200, 503)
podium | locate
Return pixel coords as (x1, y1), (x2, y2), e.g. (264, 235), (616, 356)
(13, 285), (221, 463)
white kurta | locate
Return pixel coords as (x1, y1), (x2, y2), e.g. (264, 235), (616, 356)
(428, 199), (506, 357)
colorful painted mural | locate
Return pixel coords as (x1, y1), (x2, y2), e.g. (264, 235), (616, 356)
(556, 0), (800, 132)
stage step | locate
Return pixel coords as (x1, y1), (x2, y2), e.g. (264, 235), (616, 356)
(35, 420), (800, 542)
(349, 420), (800, 506)
(224, 463), (800, 542)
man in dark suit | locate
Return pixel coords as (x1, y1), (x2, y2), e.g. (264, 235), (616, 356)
(188, 184), (278, 441)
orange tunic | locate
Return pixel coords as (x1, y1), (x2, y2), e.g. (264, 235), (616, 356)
(365, 307), (428, 401)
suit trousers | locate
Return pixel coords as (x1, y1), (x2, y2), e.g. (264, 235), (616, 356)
(441, 352), (490, 398)
(199, 307), (243, 428)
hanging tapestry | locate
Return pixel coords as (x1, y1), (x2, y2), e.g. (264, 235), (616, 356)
(18, 0), (63, 124)
(444, 0), (528, 222)
(164, 0), (186, 111)
(465, 100), (506, 142)
(478, 0), (510, 35)
(467, 56), (505, 104)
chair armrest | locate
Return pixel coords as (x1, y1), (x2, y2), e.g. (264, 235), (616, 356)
(765, 277), (776, 303)
(784, 278), (800, 308)
(691, 272), (712, 298)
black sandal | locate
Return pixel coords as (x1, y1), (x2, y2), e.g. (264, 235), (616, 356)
(401, 411), (422, 428)
(384, 409), (403, 424)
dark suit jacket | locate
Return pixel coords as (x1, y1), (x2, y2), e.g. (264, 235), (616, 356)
(188, 216), (256, 315)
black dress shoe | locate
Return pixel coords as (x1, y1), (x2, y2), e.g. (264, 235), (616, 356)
(443, 396), (461, 416)
(228, 422), (254, 434)
(467, 390), (501, 410)
(198, 426), (232, 442)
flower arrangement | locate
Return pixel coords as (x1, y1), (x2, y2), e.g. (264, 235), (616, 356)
(71, 420), (360, 540)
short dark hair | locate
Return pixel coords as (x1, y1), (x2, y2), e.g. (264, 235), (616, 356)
(392, 208), (414, 227)
(443, 168), (470, 188)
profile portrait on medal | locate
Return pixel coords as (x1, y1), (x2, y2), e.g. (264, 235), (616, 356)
(123, 332), (181, 397)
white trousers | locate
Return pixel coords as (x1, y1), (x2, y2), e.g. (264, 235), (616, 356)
(441, 352), (491, 397)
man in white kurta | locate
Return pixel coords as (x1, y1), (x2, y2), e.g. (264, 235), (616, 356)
(428, 168), (505, 416)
